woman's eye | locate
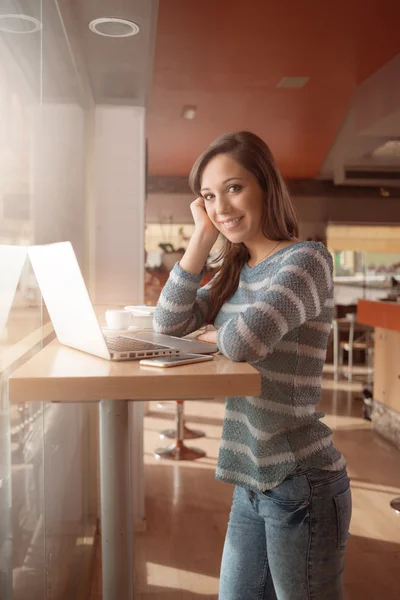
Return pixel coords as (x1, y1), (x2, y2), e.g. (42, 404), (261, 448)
(203, 193), (214, 201)
(228, 184), (242, 193)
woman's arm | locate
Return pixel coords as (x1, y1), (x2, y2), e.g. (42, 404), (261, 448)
(153, 197), (219, 337)
(179, 229), (215, 275)
(216, 245), (333, 362)
(153, 260), (217, 337)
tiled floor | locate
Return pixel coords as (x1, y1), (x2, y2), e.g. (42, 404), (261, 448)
(90, 374), (400, 599)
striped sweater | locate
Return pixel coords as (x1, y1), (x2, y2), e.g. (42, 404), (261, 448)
(154, 241), (346, 492)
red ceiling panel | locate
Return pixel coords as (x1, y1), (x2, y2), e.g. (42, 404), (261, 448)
(147, 0), (400, 178)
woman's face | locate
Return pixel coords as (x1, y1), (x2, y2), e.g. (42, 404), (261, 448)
(200, 153), (266, 245)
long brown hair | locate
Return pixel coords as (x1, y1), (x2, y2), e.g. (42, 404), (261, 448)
(189, 131), (299, 323)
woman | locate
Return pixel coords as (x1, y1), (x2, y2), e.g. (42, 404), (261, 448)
(154, 131), (351, 600)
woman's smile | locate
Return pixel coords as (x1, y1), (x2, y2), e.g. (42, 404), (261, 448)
(200, 153), (265, 245)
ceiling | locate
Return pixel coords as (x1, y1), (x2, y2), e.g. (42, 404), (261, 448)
(0, 0), (158, 105)
(72, 0), (158, 106)
(1, 0), (399, 184)
(146, 0), (400, 179)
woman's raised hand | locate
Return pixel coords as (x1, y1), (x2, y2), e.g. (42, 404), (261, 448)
(190, 197), (220, 245)
(179, 198), (220, 275)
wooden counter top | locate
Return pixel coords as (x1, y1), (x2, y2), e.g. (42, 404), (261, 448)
(8, 340), (261, 403)
(357, 299), (400, 333)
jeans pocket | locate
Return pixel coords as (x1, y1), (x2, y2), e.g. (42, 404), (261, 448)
(334, 486), (352, 549)
(261, 472), (311, 505)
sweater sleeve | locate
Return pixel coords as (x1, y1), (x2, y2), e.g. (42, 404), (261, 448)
(217, 245), (333, 363)
(153, 262), (215, 337)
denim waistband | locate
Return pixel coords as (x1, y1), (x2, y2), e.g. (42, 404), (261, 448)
(291, 465), (347, 482)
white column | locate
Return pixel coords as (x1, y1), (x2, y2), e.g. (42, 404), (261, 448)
(92, 105), (146, 530)
(92, 105), (145, 306)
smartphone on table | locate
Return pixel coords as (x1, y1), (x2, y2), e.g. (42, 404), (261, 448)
(139, 353), (213, 368)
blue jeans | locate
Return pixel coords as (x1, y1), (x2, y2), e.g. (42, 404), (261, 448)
(219, 469), (352, 600)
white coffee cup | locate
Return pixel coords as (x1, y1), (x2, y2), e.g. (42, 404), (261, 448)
(105, 309), (132, 330)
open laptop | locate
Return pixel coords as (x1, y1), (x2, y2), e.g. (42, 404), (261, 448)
(27, 242), (179, 361)
(124, 331), (218, 355)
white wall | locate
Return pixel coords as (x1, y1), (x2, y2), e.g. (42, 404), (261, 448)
(92, 105), (145, 305)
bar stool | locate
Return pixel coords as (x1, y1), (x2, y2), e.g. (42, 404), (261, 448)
(339, 314), (374, 383)
(156, 399), (206, 439)
(160, 398), (205, 441)
(156, 401), (175, 410)
(333, 314), (374, 383)
(154, 400), (206, 460)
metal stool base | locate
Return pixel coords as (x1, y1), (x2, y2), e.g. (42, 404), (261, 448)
(390, 497), (400, 514)
(156, 401), (175, 410)
(154, 442), (206, 461)
(160, 425), (205, 440)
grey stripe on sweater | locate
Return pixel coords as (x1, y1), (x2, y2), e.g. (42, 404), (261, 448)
(154, 241), (346, 491)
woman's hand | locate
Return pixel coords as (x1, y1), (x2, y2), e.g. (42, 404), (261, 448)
(190, 197), (220, 245)
(196, 329), (217, 344)
(179, 198), (219, 275)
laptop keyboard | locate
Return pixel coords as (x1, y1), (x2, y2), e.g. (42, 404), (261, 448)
(104, 336), (165, 352)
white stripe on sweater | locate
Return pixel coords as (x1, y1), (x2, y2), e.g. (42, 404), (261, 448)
(158, 294), (194, 313)
(295, 434), (333, 459)
(220, 302), (252, 314)
(239, 278), (271, 291)
(237, 316), (270, 356)
(245, 396), (316, 417)
(270, 244), (306, 265)
(258, 367), (293, 385)
(298, 344), (327, 360)
(295, 374), (322, 387)
(319, 455), (347, 471)
(288, 247), (332, 289)
(275, 340), (327, 360)
(282, 265), (321, 313)
(304, 247), (332, 288)
(220, 439), (293, 466)
(153, 313), (197, 335)
(158, 291), (208, 320)
(304, 320), (331, 333)
(170, 268), (200, 290)
(225, 410), (284, 441)
(217, 323), (230, 357)
(268, 283), (306, 322)
(225, 409), (310, 442)
(274, 340), (298, 353)
(220, 434), (333, 467)
(225, 409), (271, 440)
(251, 301), (289, 337)
(258, 367), (321, 388)
(216, 467), (282, 491)
(202, 277), (216, 290)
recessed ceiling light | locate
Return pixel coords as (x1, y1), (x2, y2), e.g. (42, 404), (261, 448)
(182, 106), (197, 120)
(0, 14), (42, 34)
(89, 17), (140, 38)
(277, 77), (309, 89)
